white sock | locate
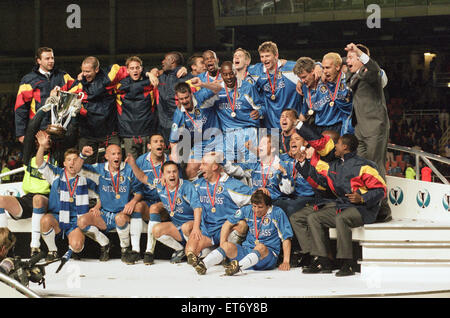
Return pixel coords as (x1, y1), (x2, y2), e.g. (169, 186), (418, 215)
(157, 234), (183, 251)
(30, 211), (45, 248)
(239, 252), (260, 270)
(0, 208), (7, 228)
(130, 215), (142, 252)
(85, 226), (109, 247)
(42, 228), (57, 252)
(203, 248), (225, 269)
(146, 221), (160, 253)
(116, 223), (130, 248)
(200, 246), (214, 258)
(228, 230), (245, 245)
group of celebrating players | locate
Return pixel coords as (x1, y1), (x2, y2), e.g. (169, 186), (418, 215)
(0, 39), (389, 277)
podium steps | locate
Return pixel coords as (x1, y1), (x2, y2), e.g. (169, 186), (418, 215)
(331, 218), (450, 278)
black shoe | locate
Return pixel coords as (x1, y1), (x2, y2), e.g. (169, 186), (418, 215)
(30, 247), (41, 258)
(123, 250), (140, 265)
(224, 260), (241, 276)
(143, 252), (155, 265)
(375, 201), (392, 223)
(46, 251), (58, 262)
(99, 243), (111, 262)
(336, 260), (356, 277)
(297, 253), (312, 268)
(170, 249), (186, 264)
(194, 259), (207, 275)
(120, 247), (131, 263)
(302, 256), (332, 274)
(186, 252), (198, 266)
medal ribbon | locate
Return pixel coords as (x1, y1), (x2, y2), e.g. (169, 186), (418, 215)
(308, 88), (313, 111)
(253, 212), (264, 243)
(64, 169), (79, 202)
(292, 160), (297, 179)
(325, 71), (342, 104)
(166, 182), (179, 214)
(206, 71), (220, 83)
(184, 109), (201, 131)
(260, 158), (275, 188)
(109, 168), (120, 198)
(265, 63), (278, 98)
(150, 155), (164, 181)
(206, 174), (220, 210)
(224, 83), (237, 115)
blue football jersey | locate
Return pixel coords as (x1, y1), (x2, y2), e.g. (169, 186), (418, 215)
(169, 87), (221, 149)
(300, 75), (352, 127)
(238, 156), (288, 200)
(279, 155), (315, 197)
(135, 152), (170, 204)
(156, 179), (202, 228)
(194, 173), (253, 234)
(227, 205), (293, 257)
(248, 60), (301, 129)
(215, 80), (265, 130)
(83, 162), (144, 213)
(39, 163), (97, 218)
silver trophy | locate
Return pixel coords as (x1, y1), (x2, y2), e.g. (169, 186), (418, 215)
(44, 90), (84, 137)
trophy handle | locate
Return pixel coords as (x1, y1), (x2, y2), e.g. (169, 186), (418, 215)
(77, 92), (85, 100)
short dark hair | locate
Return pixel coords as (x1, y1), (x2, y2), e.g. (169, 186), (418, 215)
(293, 57), (315, 76)
(168, 51), (184, 67)
(174, 82), (192, 95)
(250, 189), (272, 206)
(188, 54), (203, 68)
(149, 133), (165, 143)
(161, 160), (179, 173)
(220, 61), (233, 72)
(281, 108), (298, 119)
(340, 134), (359, 152)
(35, 47), (53, 62)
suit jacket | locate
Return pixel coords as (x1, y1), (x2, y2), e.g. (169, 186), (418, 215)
(346, 58), (389, 138)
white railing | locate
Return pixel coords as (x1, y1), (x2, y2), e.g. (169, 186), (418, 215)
(388, 143), (450, 185)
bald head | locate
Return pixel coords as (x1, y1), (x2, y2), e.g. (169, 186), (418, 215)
(105, 144), (122, 171)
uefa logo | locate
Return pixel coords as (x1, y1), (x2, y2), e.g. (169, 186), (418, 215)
(443, 193), (450, 212)
(416, 189), (431, 209)
(389, 187), (404, 206)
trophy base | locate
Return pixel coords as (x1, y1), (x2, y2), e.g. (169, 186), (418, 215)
(46, 125), (67, 137)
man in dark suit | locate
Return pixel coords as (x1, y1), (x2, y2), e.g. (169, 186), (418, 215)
(345, 43), (391, 222)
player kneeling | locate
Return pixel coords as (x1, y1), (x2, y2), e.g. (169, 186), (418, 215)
(194, 189), (293, 275)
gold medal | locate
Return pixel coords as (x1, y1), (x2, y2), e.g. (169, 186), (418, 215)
(231, 111), (236, 118)
(69, 197), (74, 203)
(307, 109), (314, 116)
(211, 207), (216, 213)
(329, 101), (335, 107)
(116, 194), (120, 199)
(255, 239), (259, 244)
(270, 94), (276, 101)
(170, 211), (174, 217)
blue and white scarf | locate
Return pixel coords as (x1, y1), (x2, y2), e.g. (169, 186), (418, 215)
(58, 172), (90, 230)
